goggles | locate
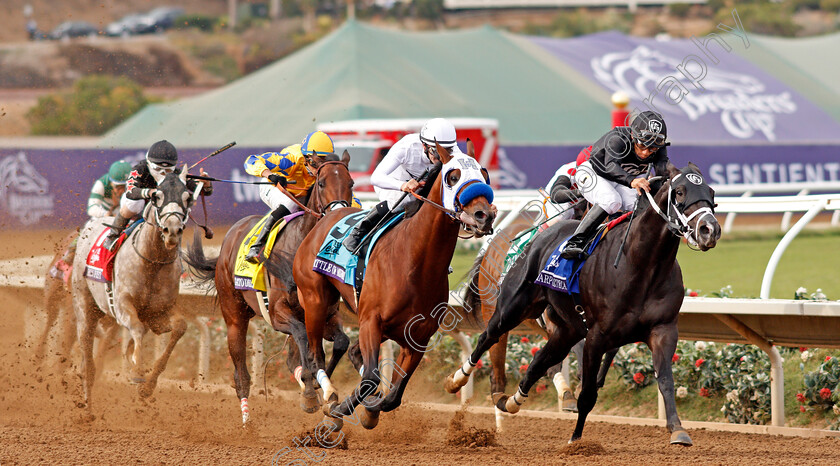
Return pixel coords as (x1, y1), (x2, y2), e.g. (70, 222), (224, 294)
(148, 160), (176, 177)
(634, 130), (667, 148)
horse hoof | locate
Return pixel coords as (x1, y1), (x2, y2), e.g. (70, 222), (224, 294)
(322, 399), (340, 417)
(359, 406), (380, 430)
(301, 393), (322, 414)
(327, 392), (339, 405)
(491, 392), (505, 406)
(561, 391), (578, 413)
(670, 429), (693, 446)
(138, 384), (154, 399)
(324, 414), (343, 432)
(443, 374), (462, 394)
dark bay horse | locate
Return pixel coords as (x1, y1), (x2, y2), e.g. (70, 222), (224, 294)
(72, 168), (199, 415)
(184, 152), (355, 424)
(292, 142), (495, 430)
(446, 163), (720, 446)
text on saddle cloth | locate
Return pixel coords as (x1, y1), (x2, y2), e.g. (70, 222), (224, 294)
(233, 211), (305, 291)
(83, 219), (143, 283)
(312, 209), (405, 292)
(534, 212), (631, 294)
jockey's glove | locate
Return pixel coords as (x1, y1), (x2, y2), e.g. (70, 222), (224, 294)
(268, 174), (288, 188)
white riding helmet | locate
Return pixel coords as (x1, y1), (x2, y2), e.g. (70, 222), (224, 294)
(420, 118), (457, 148)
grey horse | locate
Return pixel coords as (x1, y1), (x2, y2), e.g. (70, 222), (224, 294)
(71, 167), (199, 414)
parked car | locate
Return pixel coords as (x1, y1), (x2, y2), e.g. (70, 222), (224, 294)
(138, 7), (185, 33)
(104, 14), (147, 37)
(48, 21), (99, 40)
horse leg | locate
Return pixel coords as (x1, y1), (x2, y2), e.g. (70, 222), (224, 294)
(373, 346), (423, 417)
(126, 319), (147, 384)
(445, 283), (536, 393)
(346, 340), (363, 372)
(288, 317), (321, 413)
(547, 358), (578, 413)
(92, 319), (120, 381)
(488, 332), (509, 398)
(330, 318), (382, 429)
(74, 302), (101, 415)
(139, 316), (187, 399)
(649, 324), (692, 446)
(325, 321), (350, 378)
(35, 276), (63, 362)
(497, 323), (582, 414)
(570, 334), (607, 443)
(596, 348), (619, 389)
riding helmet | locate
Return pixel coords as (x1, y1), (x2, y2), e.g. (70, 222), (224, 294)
(146, 140), (179, 167)
(108, 160), (132, 185)
(630, 111), (668, 148)
(301, 131), (335, 157)
(420, 118), (457, 148)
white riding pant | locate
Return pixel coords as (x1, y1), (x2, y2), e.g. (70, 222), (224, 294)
(374, 186), (412, 209)
(259, 184), (301, 213)
(120, 194), (146, 215)
(577, 161), (638, 215)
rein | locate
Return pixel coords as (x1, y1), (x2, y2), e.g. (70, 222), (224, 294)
(275, 160), (351, 219)
(643, 174), (716, 248)
(130, 221), (179, 265)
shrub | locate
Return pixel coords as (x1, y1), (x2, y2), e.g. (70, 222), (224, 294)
(715, 4), (800, 37)
(611, 343), (656, 389)
(799, 356), (840, 412)
(175, 14), (221, 32)
(26, 75), (151, 135)
(669, 3), (693, 18)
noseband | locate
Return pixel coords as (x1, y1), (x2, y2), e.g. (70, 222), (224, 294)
(310, 160), (351, 215)
(644, 174), (715, 248)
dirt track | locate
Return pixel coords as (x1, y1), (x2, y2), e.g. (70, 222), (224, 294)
(2, 230), (840, 465)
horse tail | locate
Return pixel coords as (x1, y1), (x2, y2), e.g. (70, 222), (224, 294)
(183, 228), (218, 290)
(461, 249), (488, 331)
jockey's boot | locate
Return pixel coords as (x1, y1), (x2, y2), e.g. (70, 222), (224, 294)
(342, 201), (390, 253)
(103, 213), (130, 251)
(245, 205), (291, 264)
(560, 205), (608, 260)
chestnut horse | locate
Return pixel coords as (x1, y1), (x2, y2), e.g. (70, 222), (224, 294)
(184, 152), (356, 424)
(447, 163), (720, 446)
(292, 142), (495, 430)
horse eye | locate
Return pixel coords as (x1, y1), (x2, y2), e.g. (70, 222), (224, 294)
(318, 180), (326, 188)
(447, 171), (461, 186)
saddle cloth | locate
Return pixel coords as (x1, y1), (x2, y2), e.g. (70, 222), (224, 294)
(312, 210), (404, 296)
(233, 211), (305, 291)
(83, 219), (143, 283)
(534, 212), (631, 294)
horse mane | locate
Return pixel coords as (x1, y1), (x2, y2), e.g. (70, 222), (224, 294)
(461, 250), (488, 330)
(403, 163), (443, 218)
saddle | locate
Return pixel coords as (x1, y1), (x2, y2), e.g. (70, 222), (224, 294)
(534, 212), (631, 294)
(233, 211), (305, 291)
(83, 219), (143, 283)
(313, 209), (405, 300)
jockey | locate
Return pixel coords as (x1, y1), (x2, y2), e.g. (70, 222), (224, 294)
(103, 140), (212, 251)
(50, 160), (132, 279)
(243, 130), (336, 263)
(342, 118), (464, 251)
(560, 111), (671, 259)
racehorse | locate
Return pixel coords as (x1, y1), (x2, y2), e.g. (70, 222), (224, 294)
(292, 142), (495, 430)
(184, 151), (356, 423)
(446, 162), (720, 446)
(71, 167), (199, 414)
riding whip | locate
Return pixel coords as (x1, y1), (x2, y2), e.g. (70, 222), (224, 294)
(613, 166), (652, 268)
(188, 141), (236, 170)
(186, 174), (296, 185)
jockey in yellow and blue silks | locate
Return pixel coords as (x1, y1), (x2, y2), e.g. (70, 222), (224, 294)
(243, 130), (360, 262)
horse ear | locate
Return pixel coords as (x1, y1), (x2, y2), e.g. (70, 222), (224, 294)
(341, 149), (351, 166)
(466, 138), (474, 158)
(665, 162), (680, 178)
(179, 163), (188, 184)
(436, 141), (452, 164)
(687, 161), (700, 173)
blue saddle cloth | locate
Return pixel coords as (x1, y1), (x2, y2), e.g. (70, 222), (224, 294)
(534, 228), (606, 294)
(313, 210), (405, 291)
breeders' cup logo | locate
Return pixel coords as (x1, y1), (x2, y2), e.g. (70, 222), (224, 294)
(0, 152), (55, 225)
(648, 120), (662, 133)
(686, 173), (703, 185)
(591, 46), (796, 141)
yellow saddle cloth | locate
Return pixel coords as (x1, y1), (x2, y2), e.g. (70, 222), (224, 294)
(233, 213), (293, 291)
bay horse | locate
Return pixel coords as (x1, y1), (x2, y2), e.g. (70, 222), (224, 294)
(463, 204), (618, 419)
(71, 167), (199, 414)
(292, 142), (495, 430)
(446, 162), (720, 446)
(184, 151), (356, 424)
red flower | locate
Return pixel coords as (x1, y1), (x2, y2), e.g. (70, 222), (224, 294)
(695, 358), (705, 368)
(820, 388), (832, 400)
(531, 346), (539, 356)
(799, 347), (808, 352)
(476, 359), (483, 369)
(521, 337), (530, 344)
(519, 364), (528, 373)
(699, 388), (709, 397)
(672, 353), (679, 363)
(610, 361), (614, 367)
(536, 384), (547, 394)
(796, 393), (806, 403)
(740, 356), (746, 362)
(800, 405), (807, 413)
(689, 291), (698, 297)
(826, 356), (832, 362)
(633, 372), (645, 384)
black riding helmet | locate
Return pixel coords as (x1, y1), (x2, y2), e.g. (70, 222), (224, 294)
(146, 140), (178, 167)
(630, 111), (669, 149)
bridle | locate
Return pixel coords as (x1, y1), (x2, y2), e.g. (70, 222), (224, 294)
(644, 173), (716, 248)
(133, 180), (194, 265)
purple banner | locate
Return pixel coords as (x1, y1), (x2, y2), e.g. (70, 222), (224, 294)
(528, 31), (840, 144)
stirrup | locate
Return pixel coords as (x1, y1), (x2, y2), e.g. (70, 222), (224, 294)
(103, 235), (119, 251)
(244, 246), (262, 264)
(342, 232), (363, 252)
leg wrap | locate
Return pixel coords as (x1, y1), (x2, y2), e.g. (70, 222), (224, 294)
(240, 397), (250, 424)
(505, 387), (527, 414)
(294, 366), (306, 390)
(452, 358), (477, 386)
(317, 369), (336, 401)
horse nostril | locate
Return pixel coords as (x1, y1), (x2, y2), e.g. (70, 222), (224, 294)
(474, 210), (487, 222)
(699, 224), (710, 238)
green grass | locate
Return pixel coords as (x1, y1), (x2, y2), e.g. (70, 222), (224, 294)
(449, 229), (840, 299)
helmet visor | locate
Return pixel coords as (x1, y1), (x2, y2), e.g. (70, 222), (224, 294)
(149, 160), (175, 177)
(634, 130), (666, 148)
